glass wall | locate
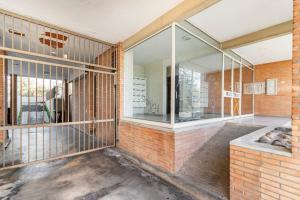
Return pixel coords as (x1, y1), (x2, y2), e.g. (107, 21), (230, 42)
(224, 56), (232, 117)
(123, 24), (254, 126)
(123, 27), (172, 123)
(175, 26), (223, 122)
(242, 65), (254, 114)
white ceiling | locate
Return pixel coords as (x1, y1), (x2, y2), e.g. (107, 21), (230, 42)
(132, 26), (223, 73)
(187, 0), (292, 42)
(187, 0), (293, 65)
(0, 0), (183, 44)
(233, 34), (292, 65)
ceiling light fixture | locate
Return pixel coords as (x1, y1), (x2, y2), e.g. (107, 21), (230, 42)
(182, 35), (191, 41)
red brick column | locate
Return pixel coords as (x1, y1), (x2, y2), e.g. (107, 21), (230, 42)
(116, 42), (123, 125)
(293, 0), (300, 156)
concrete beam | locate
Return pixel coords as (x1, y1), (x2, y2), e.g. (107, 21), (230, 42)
(221, 20), (292, 49)
(123, 0), (221, 50)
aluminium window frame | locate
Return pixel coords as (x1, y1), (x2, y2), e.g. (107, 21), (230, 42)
(123, 22), (255, 129)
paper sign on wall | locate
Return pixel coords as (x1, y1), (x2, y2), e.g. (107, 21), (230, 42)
(266, 79), (277, 95)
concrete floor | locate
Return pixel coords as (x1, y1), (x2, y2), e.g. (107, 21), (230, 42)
(0, 149), (194, 200)
(0, 124), (114, 167)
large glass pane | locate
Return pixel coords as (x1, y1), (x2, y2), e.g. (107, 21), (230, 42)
(175, 26), (223, 123)
(123, 27), (171, 123)
(224, 56), (232, 117)
(233, 61), (241, 116)
(242, 66), (254, 114)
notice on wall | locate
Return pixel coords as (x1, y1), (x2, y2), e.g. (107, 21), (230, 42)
(253, 82), (266, 94)
(243, 82), (265, 95)
(223, 90), (241, 98)
(266, 79), (277, 95)
(133, 77), (146, 108)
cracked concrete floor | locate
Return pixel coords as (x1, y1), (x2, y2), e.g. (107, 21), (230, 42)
(0, 149), (194, 200)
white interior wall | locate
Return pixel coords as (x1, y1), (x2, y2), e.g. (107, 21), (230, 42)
(124, 51), (133, 117)
(144, 60), (165, 115)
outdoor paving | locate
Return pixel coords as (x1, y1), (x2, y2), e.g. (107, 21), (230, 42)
(177, 122), (264, 200)
(0, 149), (195, 200)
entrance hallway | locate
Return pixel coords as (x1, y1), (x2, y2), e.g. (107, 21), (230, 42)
(0, 149), (194, 200)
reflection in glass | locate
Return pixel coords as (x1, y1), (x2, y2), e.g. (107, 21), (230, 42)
(175, 26), (223, 122)
(123, 28), (172, 123)
(242, 66), (254, 114)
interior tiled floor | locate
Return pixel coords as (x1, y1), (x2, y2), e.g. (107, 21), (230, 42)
(229, 115), (291, 127)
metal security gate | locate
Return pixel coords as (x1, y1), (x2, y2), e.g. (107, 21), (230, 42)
(0, 9), (117, 169)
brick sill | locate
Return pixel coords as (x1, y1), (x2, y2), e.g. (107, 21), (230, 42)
(230, 126), (292, 157)
(121, 114), (254, 134)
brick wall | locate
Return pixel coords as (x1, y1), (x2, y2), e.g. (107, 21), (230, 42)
(229, 1), (300, 199)
(118, 122), (175, 172)
(292, 0), (300, 155)
(118, 120), (225, 173)
(230, 145), (300, 200)
(255, 60), (292, 117)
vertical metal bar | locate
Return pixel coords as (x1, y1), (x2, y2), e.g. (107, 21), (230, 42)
(55, 66), (58, 155)
(2, 57), (5, 167)
(35, 63), (37, 160)
(62, 32), (65, 59)
(221, 54), (224, 118)
(78, 69), (81, 151)
(109, 74), (111, 145)
(56, 30), (58, 57)
(73, 36), (76, 61)
(170, 23), (175, 127)
(61, 67), (64, 154)
(20, 19), (23, 50)
(83, 70), (85, 151)
(12, 17), (14, 49)
(19, 61), (22, 161)
(252, 66), (255, 114)
(49, 28), (52, 56)
(88, 40), (91, 64)
(67, 33), (70, 60)
(72, 69), (75, 152)
(79, 38), (81, 62)
(101, 73), (103, 148)
(42, 64), (44, 159)
(11, 60), (14, 165)
(92, 71), (95, 149)
(36, 24), (38, 53)
(43, 26), (45, 55)
(67, 68), (70, 154)
(27, 62), (30, 163)
(28, 22), (31, 52)
(88, 71), (90, 149)
(93, 41), (95, 65)
(49, 65), (52, 158)
(230, 60), (234, 116)
(239, 62), (242, 116)
(105, 74), (108, 146)
(2, 15), (5, 47)
(97, 73), (100, 148)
